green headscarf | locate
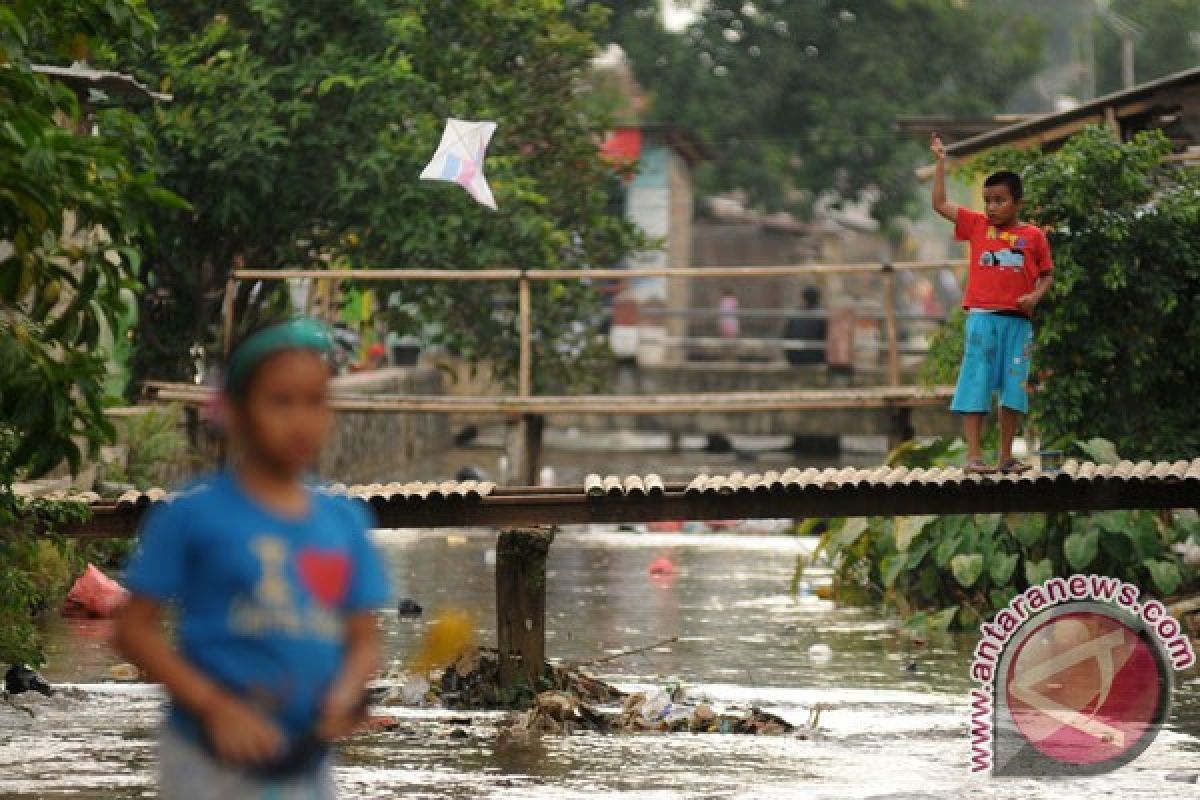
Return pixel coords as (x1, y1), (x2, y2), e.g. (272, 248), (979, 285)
(224, 317), (334, 398)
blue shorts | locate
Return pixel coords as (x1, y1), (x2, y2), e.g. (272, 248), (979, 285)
(951, 311), (1033, 414)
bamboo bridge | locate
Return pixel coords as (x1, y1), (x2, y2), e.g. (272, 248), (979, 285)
(54, 458), (1200, 538)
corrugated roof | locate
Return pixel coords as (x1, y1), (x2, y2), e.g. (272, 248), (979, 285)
(44, 460), (1200, 522)
(945, 65), (1200, 159)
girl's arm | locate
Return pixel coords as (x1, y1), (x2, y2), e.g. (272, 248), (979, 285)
(318, 611), (381, 739)
(114, 595), (284, 763)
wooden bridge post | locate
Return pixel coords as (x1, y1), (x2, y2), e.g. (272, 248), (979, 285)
(520, 412), (544, 485)
(887, 406), (915, 451)
(881, 263), (900, 386)
(514, 274), (543, 485)
(495, 526), (555, 688)
(518, 273), (532, 398)
(218, 277), (238, 468)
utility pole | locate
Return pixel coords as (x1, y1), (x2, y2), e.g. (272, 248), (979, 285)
(1096, 0), (1146, 90)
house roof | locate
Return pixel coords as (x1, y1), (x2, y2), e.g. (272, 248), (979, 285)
(894, 114), (1036, 143)
(32, 64), (172, 103)
(944, 65), (1200, 159)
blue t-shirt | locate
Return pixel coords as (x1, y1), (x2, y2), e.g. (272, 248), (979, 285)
(123, 472), (391, 743)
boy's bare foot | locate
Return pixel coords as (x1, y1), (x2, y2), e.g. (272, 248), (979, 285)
(997, 458), (1031, 474)
(964, 459), (998, 474)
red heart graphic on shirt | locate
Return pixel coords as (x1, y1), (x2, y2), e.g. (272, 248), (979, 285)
(296, 550), (350, 607)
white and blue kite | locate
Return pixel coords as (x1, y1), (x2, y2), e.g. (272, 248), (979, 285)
(420, 118), (498, 210)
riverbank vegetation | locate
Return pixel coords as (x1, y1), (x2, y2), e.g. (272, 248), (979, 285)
(0, 0), (179, 666)
(803, 437), (1200, 633)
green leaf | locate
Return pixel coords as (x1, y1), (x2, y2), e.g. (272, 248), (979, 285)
(905, 537), (934, 568)
(989, 552), (1019, 586)
(1025, 558), (1054, 586)
(1144, 560), (1183, 596)
(1127, 514), (1163, 561)
(989, 587), (1017, 609)
(951, 553), (985, 588)
(1092, 511), (1130, 535)
(894, 515), (935, 551)
(929, 607), (959, 632)
(974, 513), (1002, 538)
(831, 517), (869, 550)
(317, 74), (356, 95)
(1076, 437), (1119, 465)
(918, 565), (940, 600)
(1008, 514), (1044, 550)
(881, 553), (906, 589)
(1064, 527), (1100, 570)
(792, 517), (825, 537)
(1098, 525), (1134, 562)
(933, 532), (964, 567)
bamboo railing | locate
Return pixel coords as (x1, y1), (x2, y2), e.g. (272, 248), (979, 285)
(224, 259), (964, 391)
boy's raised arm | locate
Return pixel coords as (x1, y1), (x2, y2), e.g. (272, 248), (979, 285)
(930, 133), (958, 223)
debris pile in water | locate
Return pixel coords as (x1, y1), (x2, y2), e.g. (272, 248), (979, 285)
(502, 686), (798, 737)
(380, 646), (622, 711)
(379, 646), (810, 737)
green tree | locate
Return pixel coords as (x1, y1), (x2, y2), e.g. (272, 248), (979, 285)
(927, 127), (1200, 459)
(134, 0), (642, 392)
(618, 0), (1043, 222)
(0, 0), (173, 665)
(1095, 0), (1200, 95)
(585, 0), (657, 43)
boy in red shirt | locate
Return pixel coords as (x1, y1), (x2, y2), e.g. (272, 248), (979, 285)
(930, 134), (1053, 473)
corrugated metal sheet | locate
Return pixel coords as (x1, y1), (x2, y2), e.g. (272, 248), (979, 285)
(35, 457), (1200, 536)
(101, 480), (498, 508)
(56, 457), (1200, 506)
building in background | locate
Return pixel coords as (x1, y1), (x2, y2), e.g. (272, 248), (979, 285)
(594, 45), (708, 364)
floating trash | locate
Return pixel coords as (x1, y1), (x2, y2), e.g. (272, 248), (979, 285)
(107, 663), (140, 682)
(4, 665), (53, 696)
(648, 557), (676, 576)
(807, 643), (834, 662)
(396, 597), (424, 616)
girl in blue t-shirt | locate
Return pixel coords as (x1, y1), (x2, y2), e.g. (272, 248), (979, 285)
(115, 317), (391, 799)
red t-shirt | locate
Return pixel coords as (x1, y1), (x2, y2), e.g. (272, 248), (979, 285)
(955, 208), (1053, 314)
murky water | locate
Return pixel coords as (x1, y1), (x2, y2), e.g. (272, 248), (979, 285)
(3, 529), (1198, 798)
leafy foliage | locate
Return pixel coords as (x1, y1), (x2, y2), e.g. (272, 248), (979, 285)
(0, 480), (91, 666)
(925, 127), (1200, 458)
(808, 437), (1197, 632)
(133, 0), (642, 391)
(101, 406), (189, 489)
(1, 0), (175, 665)
(614, 0), (1043, 221)
(0, 0), (179, 479)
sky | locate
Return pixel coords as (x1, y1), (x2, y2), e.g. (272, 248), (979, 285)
(662, 0), (700, 32)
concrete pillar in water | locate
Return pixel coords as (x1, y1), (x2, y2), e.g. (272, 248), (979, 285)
(495, 526), (555, 688)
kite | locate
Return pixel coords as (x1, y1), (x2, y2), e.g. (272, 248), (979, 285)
(420, 118), (498, 210)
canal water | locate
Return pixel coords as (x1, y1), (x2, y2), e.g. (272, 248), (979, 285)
(2, 528), (1197, 798)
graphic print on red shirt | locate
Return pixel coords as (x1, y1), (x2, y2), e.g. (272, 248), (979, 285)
(955, 207), (1053, 314)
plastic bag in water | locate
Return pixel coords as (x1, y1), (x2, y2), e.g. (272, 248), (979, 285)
(64, 564), (129, 618)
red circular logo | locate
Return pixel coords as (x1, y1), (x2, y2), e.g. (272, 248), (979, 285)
(1005, 610), (1166, 766)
